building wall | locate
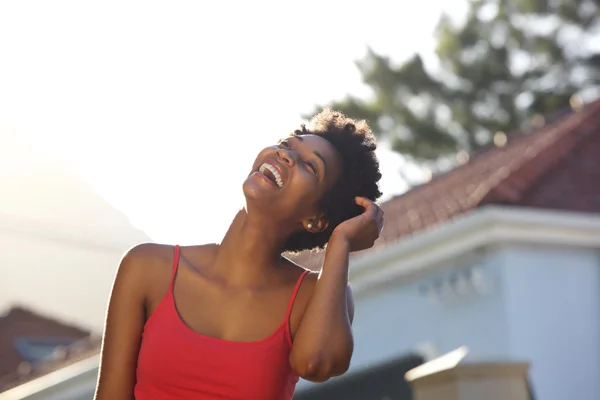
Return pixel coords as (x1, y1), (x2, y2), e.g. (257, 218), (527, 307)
(299, 243), (600, 400)
(502, 244), (600, 400)
(297, 247), (511, 391)
(350, 248), (510, 366)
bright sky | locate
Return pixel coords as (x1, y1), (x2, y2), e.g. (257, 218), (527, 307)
(0, 0), (465, 245)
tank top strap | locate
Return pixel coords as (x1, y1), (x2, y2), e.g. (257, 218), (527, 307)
(170, 245), (181, 290)
(284, 269), (310, 345)
(285, 269), (310, 320)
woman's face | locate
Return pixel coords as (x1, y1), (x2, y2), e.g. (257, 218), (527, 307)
(243, 134), (343, 226)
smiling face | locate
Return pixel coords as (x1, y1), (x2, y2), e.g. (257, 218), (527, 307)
(243, 134), (343, 230)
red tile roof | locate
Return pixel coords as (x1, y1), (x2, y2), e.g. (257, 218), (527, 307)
(289, 98), (600, 269)
(0, 306), (92, 391)
(379, 98), (600, 244)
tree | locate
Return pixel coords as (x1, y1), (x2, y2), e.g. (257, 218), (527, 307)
(311, 0), (600, 167)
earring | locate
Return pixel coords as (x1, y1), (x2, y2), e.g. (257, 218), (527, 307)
(307, 222), (313, 230)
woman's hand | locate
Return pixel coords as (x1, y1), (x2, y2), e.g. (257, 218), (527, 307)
(330, 197), (384, 252)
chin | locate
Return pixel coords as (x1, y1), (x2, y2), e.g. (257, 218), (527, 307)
(242, 177), (274, 204)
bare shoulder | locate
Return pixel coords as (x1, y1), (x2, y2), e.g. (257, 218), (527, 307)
(121, 242), (174, 265)
(114, 243), (177, 295)
(96, 243), (176, 398)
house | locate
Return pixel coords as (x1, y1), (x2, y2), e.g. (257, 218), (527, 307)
(0, 129), (151, 333)
(0, 306), (97, 393)
(3, 98), (600, 400)
(293, 97), (600, 400)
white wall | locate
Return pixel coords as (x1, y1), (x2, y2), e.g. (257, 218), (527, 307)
(299, 243), (600, 400)
(502, 244), (600, 400)
(298, 247), (510, 391)
(350, 247), (510, 366)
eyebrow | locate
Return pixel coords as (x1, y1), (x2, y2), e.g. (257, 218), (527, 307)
(313, 151), (327, 178)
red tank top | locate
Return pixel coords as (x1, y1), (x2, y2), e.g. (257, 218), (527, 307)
(135, 245), (309, 400)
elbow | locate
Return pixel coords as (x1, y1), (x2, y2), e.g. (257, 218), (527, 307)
(290, 349), (353, 383)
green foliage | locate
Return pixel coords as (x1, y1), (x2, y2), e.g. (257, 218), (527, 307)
(311, 0), (600, 163)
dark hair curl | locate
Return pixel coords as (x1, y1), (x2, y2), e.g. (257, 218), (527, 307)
(284, 108), (382, 253)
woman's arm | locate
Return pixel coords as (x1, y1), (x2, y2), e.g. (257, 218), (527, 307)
(94, 245), (150, 400)
(289, 237), (355, 383)
(289, 197), (382, 383)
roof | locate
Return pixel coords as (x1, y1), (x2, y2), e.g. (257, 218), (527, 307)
(0, 306), (96, 392)
(293, 353), (423, 400)
(289, 98), (600, 270)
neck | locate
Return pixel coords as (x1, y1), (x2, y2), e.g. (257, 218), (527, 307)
(212, 208), (292, 285)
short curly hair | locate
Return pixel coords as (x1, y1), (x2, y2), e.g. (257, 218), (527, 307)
(284, 108), (382, 253)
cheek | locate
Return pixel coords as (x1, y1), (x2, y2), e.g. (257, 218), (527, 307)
(287, 173), (325, 208)
(291, 168), (318, 191)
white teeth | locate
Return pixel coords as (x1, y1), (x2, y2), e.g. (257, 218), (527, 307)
(259, 163), (283, 188)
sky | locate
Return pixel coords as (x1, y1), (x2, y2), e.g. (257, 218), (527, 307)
(0, 0), (465, 245)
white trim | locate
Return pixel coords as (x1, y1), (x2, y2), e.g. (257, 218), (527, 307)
(350, 206), (600, 295)
(0, 354), (99, 400)
(405, 346), (469, 382)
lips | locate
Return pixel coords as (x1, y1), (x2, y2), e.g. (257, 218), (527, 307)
(258, 159), (287, 188)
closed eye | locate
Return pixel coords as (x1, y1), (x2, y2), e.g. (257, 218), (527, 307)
(305, 161), (318, 176)
(278, 137), (320, 178)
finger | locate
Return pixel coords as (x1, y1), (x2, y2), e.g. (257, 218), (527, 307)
(355, 197), (377, 217)
(354, 196), (372, 210)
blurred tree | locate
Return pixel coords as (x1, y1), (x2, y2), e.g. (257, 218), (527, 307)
(311, 0), (600, 167)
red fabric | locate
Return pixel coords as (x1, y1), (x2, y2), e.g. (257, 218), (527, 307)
(135, 245), (309, 399)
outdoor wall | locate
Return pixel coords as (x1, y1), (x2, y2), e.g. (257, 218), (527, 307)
(298, 242), (600, 400)
(350, 247), (510, 365)
(297, 246), (511, 391)
(502, 244), (600, 400)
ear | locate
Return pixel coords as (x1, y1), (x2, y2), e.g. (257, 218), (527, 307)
(303, 216), (329, 233)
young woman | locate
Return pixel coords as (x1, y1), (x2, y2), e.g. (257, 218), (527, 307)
(94, 109), (383, 400)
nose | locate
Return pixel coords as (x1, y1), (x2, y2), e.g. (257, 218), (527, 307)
(277, 148), (296, 167)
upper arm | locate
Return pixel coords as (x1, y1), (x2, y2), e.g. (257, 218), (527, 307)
(288, 273), (356, 382)
(94, 244), (154, 400)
